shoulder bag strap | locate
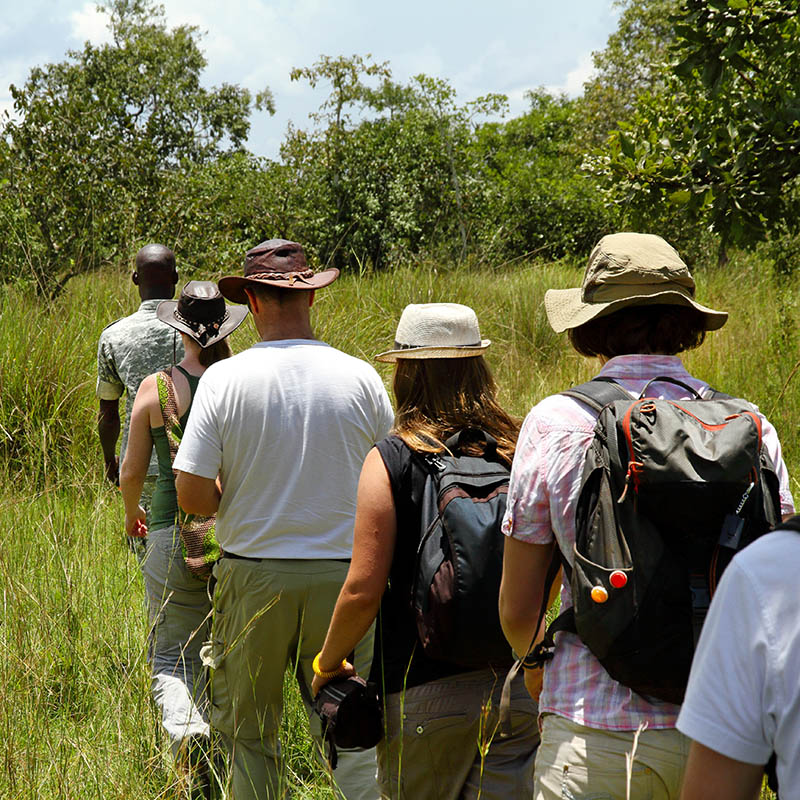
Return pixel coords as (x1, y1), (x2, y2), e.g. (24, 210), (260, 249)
(155, 368), (181, 463)
(561, 377), (632, 413)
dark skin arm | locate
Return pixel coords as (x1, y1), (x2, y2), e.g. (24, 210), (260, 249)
(98, 398), (121, 484)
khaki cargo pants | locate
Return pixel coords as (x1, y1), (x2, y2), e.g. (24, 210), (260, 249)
(207, 557), (377, 800)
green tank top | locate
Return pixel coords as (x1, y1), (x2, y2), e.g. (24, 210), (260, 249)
(149, 365), (201, 531)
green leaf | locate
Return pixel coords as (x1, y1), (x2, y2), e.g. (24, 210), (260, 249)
(619, 132), (635, 159)
(668, 189), (692, 206)
(727, 0), (748, 8)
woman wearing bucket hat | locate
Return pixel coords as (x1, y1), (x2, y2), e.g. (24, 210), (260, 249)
(310, 302), (541, 799)
(497, 233), (795, 799)
(120, 281), (247, 794)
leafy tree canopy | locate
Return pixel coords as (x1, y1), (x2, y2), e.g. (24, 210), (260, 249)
(579, 0), (680, 146)
(589, 0), (800, 264)
(0, 0), (271, 296)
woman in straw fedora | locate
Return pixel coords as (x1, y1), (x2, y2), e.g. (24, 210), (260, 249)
(497, 232), (795, 799)
(120, 281), (247, 795)
(311, 302), (540, 799)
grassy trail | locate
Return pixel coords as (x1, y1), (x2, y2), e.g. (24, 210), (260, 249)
(1, 255), (794, 797)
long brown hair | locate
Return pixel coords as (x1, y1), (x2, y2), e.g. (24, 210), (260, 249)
(391, 357), (520, 465)
(198, 338), (233, 367)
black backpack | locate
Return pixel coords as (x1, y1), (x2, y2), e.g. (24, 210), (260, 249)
(529, 377), (781, 704)
(411, 429), (513, 669)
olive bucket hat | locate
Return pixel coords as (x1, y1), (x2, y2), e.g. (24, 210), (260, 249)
(375, 303), (491, 362)
(157, 281), (248, 347)
(544, 232), (728, 333)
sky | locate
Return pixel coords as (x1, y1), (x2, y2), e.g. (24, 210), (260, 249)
(0, 0), (621, 160)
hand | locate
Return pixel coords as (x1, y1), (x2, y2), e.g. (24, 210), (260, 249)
(523, 666), (545, 701)
(125, 506), (148, 538)
(104, 456), (120, 485)
(311, 660), (356, 698)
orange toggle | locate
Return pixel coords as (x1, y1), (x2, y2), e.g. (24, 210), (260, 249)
(591, 585), (609, 604)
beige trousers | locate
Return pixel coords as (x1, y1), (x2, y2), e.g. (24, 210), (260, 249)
(208, 557), (377, 800)
(533, 714), (690, 800)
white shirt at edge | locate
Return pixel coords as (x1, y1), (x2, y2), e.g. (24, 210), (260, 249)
(677, 528), (800, 798)
(173, 339), (394, 559)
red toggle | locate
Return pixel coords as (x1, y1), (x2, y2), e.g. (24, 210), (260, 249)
(610, 570), (628, 589)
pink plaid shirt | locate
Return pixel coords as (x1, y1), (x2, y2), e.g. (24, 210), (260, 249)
(503, 355), (794, 731)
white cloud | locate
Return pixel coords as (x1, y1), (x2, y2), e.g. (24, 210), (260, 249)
(545, 51), (595, 97)
(503, 87), (530, 118)
(69, 3), (113, 46)
(393, 45), (445, 81)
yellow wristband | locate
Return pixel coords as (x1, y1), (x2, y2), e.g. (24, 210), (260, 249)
(312, 652), (347, 679)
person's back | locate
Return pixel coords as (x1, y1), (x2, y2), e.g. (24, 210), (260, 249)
(498, 233), (794, 800)
(678, 521), (800, 799)
(174, 239), (393, 800)
(119, 281), (248, 796)
(97, 243), (183, 485)
(312, 302), (540, 800)
(181, 338), (392, 557)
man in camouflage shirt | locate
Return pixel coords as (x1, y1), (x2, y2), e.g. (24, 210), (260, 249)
(96, 244), (183, 515)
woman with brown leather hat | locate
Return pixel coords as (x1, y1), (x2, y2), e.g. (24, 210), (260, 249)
(120, 281), (247, 795)
(497, 232), (794, 799)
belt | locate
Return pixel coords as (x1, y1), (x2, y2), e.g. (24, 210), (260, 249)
(222, 552), (351, 564)
(222, 552), (262, 563)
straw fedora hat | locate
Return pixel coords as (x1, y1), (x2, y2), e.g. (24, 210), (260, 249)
(544, 232), (728, 333)
(218, 239), (339, 304)
(157, 281), (248, 347)
(375, 303), (491, 362)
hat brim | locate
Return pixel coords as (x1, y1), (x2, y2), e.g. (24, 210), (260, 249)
(156, 302), (249, 347)
(544, 287), (728, 334)
(374, 340), (491, 363)
(218, 268), (340, 304)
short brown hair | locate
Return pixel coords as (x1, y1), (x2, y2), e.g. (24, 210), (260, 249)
(246, 283), (307, 306)
(391, 357), (519, 465)
(568, 304), (707, 359)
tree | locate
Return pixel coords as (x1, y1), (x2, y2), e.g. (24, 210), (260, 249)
(475, 91), (616, 261)
(589, 0), (800, 265)
(283, 56), (507, 270)
(578, 0), (680, 147)
(0, 0), (272, 296)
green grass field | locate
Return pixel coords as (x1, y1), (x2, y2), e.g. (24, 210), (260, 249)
(1, 254), (794, 798)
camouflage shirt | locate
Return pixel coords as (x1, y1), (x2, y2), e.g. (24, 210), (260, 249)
(96, 299), (184, 474)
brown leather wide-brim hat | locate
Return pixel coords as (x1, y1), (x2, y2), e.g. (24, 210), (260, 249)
(218, 239), (339, 304)
(157, 281), (248, 347)
(544, 232), (728, 333)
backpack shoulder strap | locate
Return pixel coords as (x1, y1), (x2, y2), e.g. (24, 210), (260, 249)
(561, 377), (632, 413)
(701, 386), (732, 400)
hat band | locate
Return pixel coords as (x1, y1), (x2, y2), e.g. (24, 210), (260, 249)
(175, 309), (229, 346)
(394, 340), (481, 350)
(584, 279), (695, 303)
(246, 269), (314, 286)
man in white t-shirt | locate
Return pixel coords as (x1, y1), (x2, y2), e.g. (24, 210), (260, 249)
(174, 239), (394, 800)
(677, 519), (800, 800)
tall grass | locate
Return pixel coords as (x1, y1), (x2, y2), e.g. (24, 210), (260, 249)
(0, 253), (795, 797)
